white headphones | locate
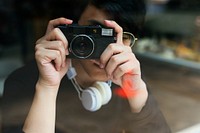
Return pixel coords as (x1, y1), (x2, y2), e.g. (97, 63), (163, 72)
(67, 66), (112, 112)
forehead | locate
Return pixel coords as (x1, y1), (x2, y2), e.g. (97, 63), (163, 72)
(78, 5), (111, 25)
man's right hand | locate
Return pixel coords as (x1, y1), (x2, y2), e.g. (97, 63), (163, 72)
(35, 17), (73, 89)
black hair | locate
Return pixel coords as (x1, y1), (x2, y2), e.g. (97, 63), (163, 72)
(48, 0), (89, 22)
(48, 0), (146, 36)
(89, 0), (146, 37)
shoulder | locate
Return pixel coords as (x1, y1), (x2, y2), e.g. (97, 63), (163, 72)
(3, 60), (38, 100)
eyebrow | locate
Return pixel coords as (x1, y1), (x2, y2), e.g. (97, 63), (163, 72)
(88, 20), (106, 28)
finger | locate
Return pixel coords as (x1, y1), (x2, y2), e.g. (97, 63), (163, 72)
(59, 58), (71, 75)
(46, 17), (73, 33)
(100, 44), (125, 68)
(104, 20), (123, 44)
(53, 50), (63, 71)
(115, 54), (141, 80)
(35, 48), (62, 71)
(36, 41), (67, 67)
(113, 61), (139, 81)
(45, 28), (69, 53)
(45, 28), (67, 45)
(36, 27), (69, 69)
(100, 43), (122, 68)
(105, 52), (129, 76)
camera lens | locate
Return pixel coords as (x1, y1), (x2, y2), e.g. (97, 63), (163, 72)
(70, 35), (94, 58)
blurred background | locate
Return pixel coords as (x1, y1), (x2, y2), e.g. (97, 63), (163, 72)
(0, 0), (200, 132)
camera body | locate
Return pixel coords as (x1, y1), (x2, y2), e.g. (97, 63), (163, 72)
(57, 24), (115, 59)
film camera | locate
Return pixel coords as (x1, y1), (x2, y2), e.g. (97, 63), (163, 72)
(57, 24), (116, 59)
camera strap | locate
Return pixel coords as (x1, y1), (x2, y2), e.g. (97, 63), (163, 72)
(66, 60), (112, 100)
(66, 61), (83, 100)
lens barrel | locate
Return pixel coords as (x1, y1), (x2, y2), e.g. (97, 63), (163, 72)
(69, 35), (95, 59)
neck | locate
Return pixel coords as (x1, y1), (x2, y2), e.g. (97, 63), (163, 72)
(71, 60), (95, 88)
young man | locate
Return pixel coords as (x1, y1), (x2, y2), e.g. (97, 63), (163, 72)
(3, 0), (171, 133)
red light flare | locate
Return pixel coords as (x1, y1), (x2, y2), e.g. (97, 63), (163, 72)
(114, 75), (138, 99)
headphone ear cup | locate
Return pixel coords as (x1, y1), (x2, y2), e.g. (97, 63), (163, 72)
(81, 87), (102, 112)
(93, 82), (112, 105)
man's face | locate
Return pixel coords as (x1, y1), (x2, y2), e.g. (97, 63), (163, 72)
(74, 4), (112, 81)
